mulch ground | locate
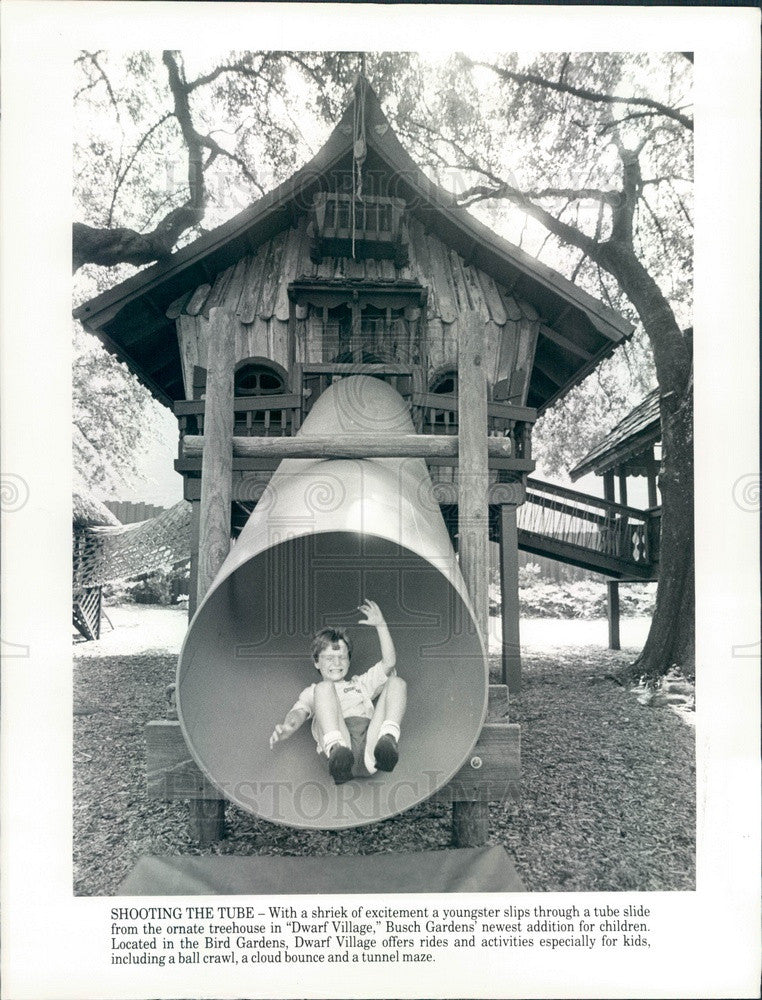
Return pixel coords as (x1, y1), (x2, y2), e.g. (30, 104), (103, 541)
(73, 643), (695, 896)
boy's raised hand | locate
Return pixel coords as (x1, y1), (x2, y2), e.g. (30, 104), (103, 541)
(357, 598), (385, 627)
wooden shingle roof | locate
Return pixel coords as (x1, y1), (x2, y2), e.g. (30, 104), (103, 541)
(74, 76), (633, 411)
(569, 388), (661, 481)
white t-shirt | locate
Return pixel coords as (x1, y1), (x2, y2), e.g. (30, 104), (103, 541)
(294, 661), (391, 723)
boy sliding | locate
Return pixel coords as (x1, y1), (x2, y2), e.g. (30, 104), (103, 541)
(270, 599), (406, 784)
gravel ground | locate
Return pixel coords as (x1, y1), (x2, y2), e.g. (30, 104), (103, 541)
(73, 606), (694, 895)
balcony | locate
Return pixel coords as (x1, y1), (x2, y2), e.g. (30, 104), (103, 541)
(174, 381), (535, 485)
(309, 193), (409, 266)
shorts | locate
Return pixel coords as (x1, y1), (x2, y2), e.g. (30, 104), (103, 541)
(345, 716), (373, 778)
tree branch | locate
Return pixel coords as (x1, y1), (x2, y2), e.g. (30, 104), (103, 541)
(468, 57), (694, 132)
(456, 180), (602, 262)
(108, 113), (173, 227)
(72, 204), (201, 271)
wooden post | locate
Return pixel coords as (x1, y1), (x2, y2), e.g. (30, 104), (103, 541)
(607, 580), (621, 650)
(646, 447), (659, 508)
(193, 306), (236, 842)
(454, 312), (490, 847)
(188, 500), (201, 620)
(452, 800), (490, 848)
(603, 472), (615, 503)
(197, 307), (236, 601)
(499, 505), (521, 693)
(457, 312), (489, 638)
(617, 471), (628, 507)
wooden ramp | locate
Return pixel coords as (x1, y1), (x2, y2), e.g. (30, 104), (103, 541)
(117, 846), (525, 895)
(518, 477), (659, 580)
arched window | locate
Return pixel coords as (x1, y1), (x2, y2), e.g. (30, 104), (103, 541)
(428, 367), (459, 434)
(429, 368), (458, 396)
(232, 359), (290, 436)
(234, 359), (288, 397)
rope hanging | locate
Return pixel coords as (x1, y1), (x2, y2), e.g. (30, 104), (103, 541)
(351, 71), (367, 259)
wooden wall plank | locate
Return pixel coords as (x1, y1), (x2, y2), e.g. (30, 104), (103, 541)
(258, 231), (286, 319)
(236, 251), (266, 324)
(185, 283), (212, 317)
(464, 263), (491, 323)
(248, 315), (270, 359)
(166, 290), (193, 320)
(427, 234), (457, 323)
(496, 318), (520, 386)
(441, 321), (459, 371)
(431, 724), (520, 804)
(484, 320), (503, 386)
(224, 257), (250, 316)
(498, 290), (524, 323)
(477, 271), (509, 325)
(275, 221), (306, 321)
(203, 263), (235, 316)
(176, 314), (199, 398)
(426, 318), (446, 374)
(449, 249), (472, 315)
(515, 317), (540, 406)
(269, 318), (290, 370)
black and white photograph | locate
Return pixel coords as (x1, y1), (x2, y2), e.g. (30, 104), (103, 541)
(71, 45), (697, 896)
(1, 4), (759, 998)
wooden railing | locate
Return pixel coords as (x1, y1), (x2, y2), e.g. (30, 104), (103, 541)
(175, 384), (536, 475)
(411, 393), (535, 462)
(175, 395), (302, 447)
(520, 478), (655, 570)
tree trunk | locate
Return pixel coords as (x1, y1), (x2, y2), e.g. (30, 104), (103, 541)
(635, 386), (695, 678)
(597, 241), (694, 679)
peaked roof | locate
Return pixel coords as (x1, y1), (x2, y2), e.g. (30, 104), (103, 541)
(74, 75), (633, 410)
(570, 388), (661, 481)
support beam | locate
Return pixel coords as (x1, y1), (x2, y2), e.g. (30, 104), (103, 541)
(607, 580), (621, 650)
(603, 471), (615, 503)
(646, 447), (659, 508)
(538, 323), (594, 362)
(499, 505), (522, 693)
(183, 433), (515, 462)
(458, 312), (490, 641)
(452, 801), (490, 848)
(456, 312), (490, 847)
(188, 500), (200, 619)
(197, 308), (236, 601)
(617, 471), (628, 507)
(194, 306), (235, 842)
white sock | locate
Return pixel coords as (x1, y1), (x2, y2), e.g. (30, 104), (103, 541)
(321, 730), (346, 755)
(378, 722), (400, 742)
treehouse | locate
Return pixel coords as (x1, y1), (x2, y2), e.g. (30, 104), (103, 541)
(76, 76), (632, 664)
(75, 76), (634, 849)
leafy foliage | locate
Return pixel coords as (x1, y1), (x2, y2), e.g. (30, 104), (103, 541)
(72, 325), (156, 491)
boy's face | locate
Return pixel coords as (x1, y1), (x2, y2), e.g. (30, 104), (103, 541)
(315, 640), (350, 682)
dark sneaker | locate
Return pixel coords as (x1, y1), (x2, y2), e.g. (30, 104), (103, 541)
(374, 735), (399, 772)
(328, 744), (354, 785)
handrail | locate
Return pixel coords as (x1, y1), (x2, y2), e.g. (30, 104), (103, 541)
(526, 477), (649, 520)
(520, 478), (653, 568)
(411, 393), (537, 423)
(174, 394), (302, 416)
